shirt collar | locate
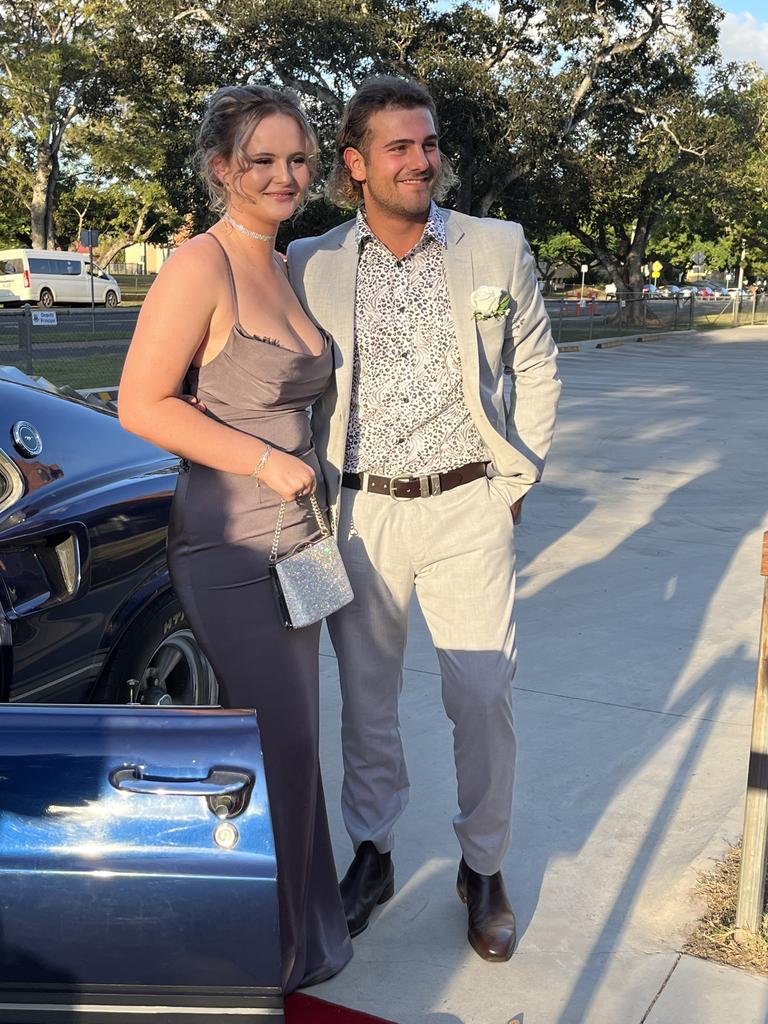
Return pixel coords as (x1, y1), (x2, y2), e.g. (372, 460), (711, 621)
(355, 201), (447, 252)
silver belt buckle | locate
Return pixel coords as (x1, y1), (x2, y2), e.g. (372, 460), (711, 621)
(389, 475), (413, 500)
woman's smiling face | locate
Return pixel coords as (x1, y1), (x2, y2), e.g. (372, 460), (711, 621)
(217, 112), (312, 226)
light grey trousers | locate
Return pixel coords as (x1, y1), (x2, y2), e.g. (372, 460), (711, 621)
(328, 476), (518, 876)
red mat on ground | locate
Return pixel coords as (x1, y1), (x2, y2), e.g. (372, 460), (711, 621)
(285, 993), (399, 1023)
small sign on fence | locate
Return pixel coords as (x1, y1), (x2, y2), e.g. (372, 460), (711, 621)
(31, 311), (58, 326)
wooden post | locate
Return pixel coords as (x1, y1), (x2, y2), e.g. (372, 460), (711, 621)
(735, 532), (768, 933)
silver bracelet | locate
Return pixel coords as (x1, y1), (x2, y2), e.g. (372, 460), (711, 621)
(251, 444), (273, 484)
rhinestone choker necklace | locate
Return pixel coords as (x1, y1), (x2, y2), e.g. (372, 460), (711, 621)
(223, 214), (274, 242)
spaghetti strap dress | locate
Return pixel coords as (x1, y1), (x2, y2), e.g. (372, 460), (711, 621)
(166, 234), (352, 993)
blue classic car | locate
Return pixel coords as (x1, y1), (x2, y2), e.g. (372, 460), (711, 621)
(0, 368), (217, 705)
(0, 371), (283, 1022)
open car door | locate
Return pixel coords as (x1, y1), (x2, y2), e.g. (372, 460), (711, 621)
(0, 704), (283, 1023)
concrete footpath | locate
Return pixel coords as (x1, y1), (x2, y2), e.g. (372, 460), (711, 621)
(312, 325), (768, 1023)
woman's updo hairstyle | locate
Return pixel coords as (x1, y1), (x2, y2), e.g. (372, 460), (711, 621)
(197, 84), (318, 214)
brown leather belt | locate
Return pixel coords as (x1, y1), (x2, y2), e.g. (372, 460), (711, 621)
(342, 461), (489, 500)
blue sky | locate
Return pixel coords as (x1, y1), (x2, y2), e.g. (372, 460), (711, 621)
(715, 3), (768, 66)
(716, 1), (764, 12)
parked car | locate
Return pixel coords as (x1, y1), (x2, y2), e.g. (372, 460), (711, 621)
(642, 284), (659, 296)
(0, 249), (121, 308)
(679, 286), (699, 298)
(0, 367), (216, 705)
(697, 286), (714, 299)
(659, 284), (681, 298)
(697, 281), (728, 297)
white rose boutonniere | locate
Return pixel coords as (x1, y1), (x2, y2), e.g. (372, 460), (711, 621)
(471, 285), (511, 321)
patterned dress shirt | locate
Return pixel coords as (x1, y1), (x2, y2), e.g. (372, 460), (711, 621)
(344, 203), (489, 476)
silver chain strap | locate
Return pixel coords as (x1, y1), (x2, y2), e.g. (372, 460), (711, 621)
(269, 494), (329, 565)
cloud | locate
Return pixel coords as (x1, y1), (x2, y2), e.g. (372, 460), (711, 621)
(719, 11), (768, 68)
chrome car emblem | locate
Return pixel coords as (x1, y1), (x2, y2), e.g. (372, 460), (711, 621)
(11, 421), (43, 458)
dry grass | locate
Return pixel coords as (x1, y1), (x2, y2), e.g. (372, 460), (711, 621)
(685, 841), (768, 973)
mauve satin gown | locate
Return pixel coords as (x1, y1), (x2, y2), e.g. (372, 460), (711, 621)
(166, 235), (352, 993)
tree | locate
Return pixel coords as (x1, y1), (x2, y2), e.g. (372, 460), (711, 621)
(134, 0), (720, 222)
(63, 103), (182, 264)
(528, 230), (592, 293)
(515, 42), (762, 321)
(0, 1), (122, 248)
(0, 91), (30, 245)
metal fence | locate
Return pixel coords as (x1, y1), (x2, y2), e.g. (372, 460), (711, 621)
(1, 293), (766, 392)
(546, 292), (768, 347)
(0, 306), (137, 389)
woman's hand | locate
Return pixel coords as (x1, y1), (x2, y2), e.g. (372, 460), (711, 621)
(259, 449), (316, 501)
(180, 394), (207, 413)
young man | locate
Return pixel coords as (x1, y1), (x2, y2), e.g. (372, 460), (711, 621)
(287, 76), (560, 962)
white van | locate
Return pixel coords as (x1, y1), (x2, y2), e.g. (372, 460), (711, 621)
(0, 249), (121, 308)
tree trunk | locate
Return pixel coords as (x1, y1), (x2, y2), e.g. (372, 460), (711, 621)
(570, 213), (660, 328)
(30, 143), (60, 250)
(624, 260), (646, 326)
(31, 145), (53, 249)
(44, 153), (59, 249)
(98, 215), (158, 268)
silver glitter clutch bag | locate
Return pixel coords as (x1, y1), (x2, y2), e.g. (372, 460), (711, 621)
(269, 494), (354, 629)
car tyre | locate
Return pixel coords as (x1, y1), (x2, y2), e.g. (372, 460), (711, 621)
(38, 288), (54, 308)
(93, 591), (218, 706)
(104, 290), (118, 307)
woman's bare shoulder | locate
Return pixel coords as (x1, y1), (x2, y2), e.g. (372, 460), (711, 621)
(161, 233), (223, 275)
(139, 234), (225, 322)
(145, 234), (225, 297)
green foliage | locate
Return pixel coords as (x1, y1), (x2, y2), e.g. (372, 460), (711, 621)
(529, 231), (591, 289)
(0, 0), (765, 292)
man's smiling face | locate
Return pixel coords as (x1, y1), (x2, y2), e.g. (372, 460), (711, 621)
(346, 105), (440, 220)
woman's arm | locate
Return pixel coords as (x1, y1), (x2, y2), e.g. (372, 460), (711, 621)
(118, 237), (316, 497)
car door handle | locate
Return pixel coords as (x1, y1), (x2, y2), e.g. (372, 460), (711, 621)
(110, 766), (252, 796)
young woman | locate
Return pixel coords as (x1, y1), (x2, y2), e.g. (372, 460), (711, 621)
(118, 84), (352, 993)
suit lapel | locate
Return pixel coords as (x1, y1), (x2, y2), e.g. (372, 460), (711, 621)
(443, 213), (480, 388)
(321, 233), (358, 416)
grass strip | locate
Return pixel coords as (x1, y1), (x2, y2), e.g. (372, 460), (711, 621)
(27, 353), (126, 389)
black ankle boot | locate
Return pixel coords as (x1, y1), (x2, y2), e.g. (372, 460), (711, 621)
(340, 841), (394, 937)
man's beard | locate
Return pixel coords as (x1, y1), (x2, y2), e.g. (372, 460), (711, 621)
(366, 176), (434, 219)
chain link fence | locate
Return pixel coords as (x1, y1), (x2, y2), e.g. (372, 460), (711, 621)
(1, 293), (766, 393)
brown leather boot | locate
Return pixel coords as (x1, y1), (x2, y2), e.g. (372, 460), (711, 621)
(457, 857), (517, 961)
(340, 841), (394, 937)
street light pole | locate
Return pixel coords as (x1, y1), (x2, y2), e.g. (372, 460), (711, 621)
(80, 227), (100, 333)
(580, 263), (588, 308)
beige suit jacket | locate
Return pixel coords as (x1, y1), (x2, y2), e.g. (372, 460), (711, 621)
(287, 208), (561, 520)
